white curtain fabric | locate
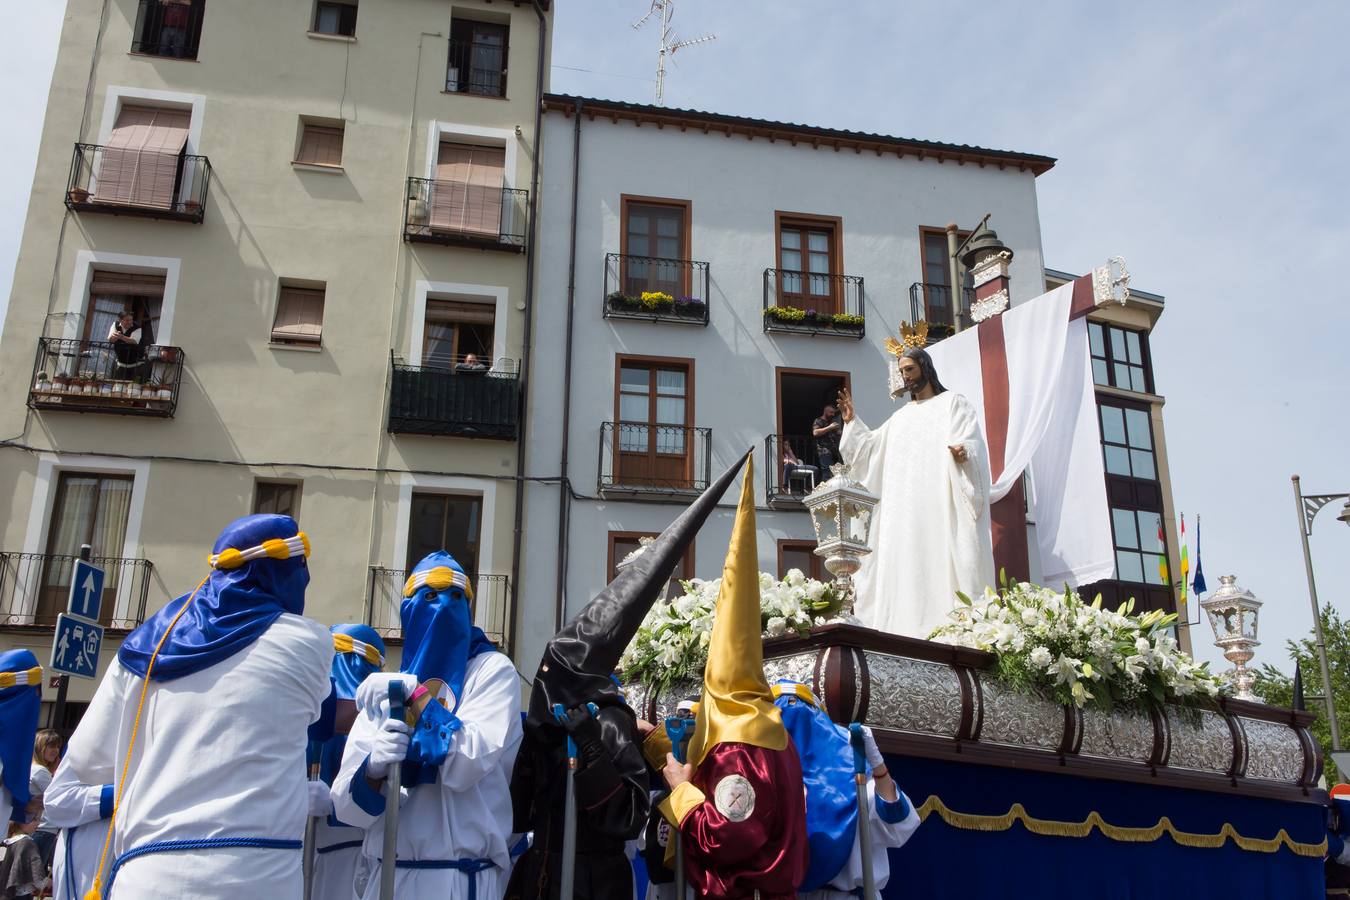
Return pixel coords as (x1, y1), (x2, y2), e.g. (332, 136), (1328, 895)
(925, 283), (1114, 587)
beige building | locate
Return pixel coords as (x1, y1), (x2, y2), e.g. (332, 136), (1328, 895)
(0, 0), (551, 725)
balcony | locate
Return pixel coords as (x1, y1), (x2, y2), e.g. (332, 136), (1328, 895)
(403, 177), (527, 252)
(598, 422), (712, 499)
(908, 282), (974, 341)
(366, 567), (512, 656)
(0, 552), (154, 631)
(762, 269), (865, 339)
(66, 143), (210, 224)
(387, 354), (520, 439)
(29, 338), (184, 417)
(765, 434), (823, 508)
(602, 253), (710, 326)
(445, 37), (508, 97)
(131, 0), (205, 59)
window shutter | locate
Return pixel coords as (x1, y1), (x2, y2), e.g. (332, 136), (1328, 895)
(296, 124), (345, 167)
(97, 105), (190, 208)
(272, 287), (325, 343)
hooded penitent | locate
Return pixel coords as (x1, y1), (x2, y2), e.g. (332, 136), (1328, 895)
(659, 453), (808, 900)
(315, 624), (386, 790)
(0, 649), (42, 823)
(772, 681), (857, 892)
(506, 454), (747, 900)
(119, 514), (310, 680)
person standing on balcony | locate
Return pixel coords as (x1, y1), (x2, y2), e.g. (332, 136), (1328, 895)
(332, 551), (520, 900)
(811, 404), (842, 473)
(157, 0), (192, 57)
(53, 514), (332, 899)
(106, 312), (146, 382)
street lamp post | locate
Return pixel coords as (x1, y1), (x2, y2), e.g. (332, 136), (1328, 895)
(1291, 474), (1350, 778)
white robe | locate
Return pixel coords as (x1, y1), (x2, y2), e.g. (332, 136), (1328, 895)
(58, 613), (332, 899)
(798, 783), (922, 900)
(330, 652), (522, 900)
(840, 391), (996, 638)
(43, 766), (109, 900)
(311, 807), (367, 900)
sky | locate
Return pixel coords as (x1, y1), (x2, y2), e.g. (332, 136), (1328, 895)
(2, 1), (1349, 674)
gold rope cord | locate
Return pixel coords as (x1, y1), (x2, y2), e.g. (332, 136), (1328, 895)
(915, 796), (1327, 858)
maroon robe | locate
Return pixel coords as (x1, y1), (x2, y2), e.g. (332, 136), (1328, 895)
(669, 741), (808, 899)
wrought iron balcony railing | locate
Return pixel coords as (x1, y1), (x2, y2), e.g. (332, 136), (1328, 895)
(598, 422), (712, 496)
(131, 0), (205, 59)
(66, 143), (210, 223)
(29, 338), (185, 417)
(765, 434), (824, 506)
(602, 253), (710, 326)
(908, 282), (974, 340)
(366, 567), (512, 656)
(762, 269), (865, 339)
(445, 37), (508, 97)
(403, 178), (527, 251)
(0, 552), (154, 630)
(386, 354), (520, 439)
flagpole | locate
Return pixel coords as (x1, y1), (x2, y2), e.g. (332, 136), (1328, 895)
(1292, 475), (1344, 780)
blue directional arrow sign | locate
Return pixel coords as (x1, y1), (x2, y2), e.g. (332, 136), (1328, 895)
(51, 613), (103, 679)
(67, 560), (105, 622)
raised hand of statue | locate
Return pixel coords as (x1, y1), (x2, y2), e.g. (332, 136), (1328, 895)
(837, 388), (854, 423)
(949, 444), (969, 464)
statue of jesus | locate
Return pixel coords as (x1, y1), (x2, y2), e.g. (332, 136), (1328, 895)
(836, 343), (995, 638)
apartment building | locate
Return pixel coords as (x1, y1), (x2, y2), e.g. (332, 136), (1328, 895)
(517, 94), (1056, 671)
(0, 0), (551, 726)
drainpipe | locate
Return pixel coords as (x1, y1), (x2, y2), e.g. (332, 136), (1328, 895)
(946, 223), (963, 332)
(553, 98), (583, 631)
(507, 1), (547, 658)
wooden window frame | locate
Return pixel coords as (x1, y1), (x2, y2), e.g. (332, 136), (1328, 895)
(619, 194), (693, 297)
(774, 211), (844, 314)
(607, 530), (695, 585)
(613, 354), (696, 488)
(776, 538), (825, 582)
(917, 226), (973, 324)
(447, 16), (509, 98)
(252, 479), (303, 520)
(1089, 321), (1154, 394)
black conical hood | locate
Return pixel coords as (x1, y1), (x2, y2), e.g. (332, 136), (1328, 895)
(525, 451), (750, 728)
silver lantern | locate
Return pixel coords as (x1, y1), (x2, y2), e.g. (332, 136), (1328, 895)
(1200, 574), (1262, 700)
(802, 463), (878, 618)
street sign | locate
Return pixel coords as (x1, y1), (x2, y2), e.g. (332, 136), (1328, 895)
(51, 613), (103, 679)
(67, 560), (105, 622)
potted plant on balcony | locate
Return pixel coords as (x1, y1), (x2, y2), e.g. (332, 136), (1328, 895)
(67, 187), (89, 204)
(182, 200), (202, 217)
(831, 312), (865, 331)
(638, 291), (675, 312)
(606, 291), (639, 313)
(33, 372), (51, 394)
(673, 296), (706, 319)
(764, 305), (807, 325)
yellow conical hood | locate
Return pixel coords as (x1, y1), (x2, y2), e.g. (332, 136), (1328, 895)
(688, 451), (787, 767)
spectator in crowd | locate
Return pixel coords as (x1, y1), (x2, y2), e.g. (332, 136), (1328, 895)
(812, 403), (843, 472)
(26, 730), (60, 875)
(107, 311), (147, 382)
(0, 813), (48, 900)
(457, 353), (488, 373)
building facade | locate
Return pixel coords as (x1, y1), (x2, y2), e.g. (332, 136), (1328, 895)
(517, 94), (1056, 671)
(0, 0), (551, 725)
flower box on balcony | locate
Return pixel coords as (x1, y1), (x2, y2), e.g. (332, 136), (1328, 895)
(673, 297), (706, 318)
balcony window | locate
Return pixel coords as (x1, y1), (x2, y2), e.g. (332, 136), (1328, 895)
(767, 369), (847, 504)
(132, 0), (205, 59)
(1089, 322), (1151, 393)
(776, 217), (839, 316)
(424, 299), (494, 370)
(1098, 402), (1155, 481)
(915, 228), (973, 335)
(762, 269), (863, 338)
(40, 473), (129, 625)
(313, 0), (357, 37)
(404, 142), (525, 250)
(365, 567), (510, 652)
(271, 284), (325, 346)
(446, 18), (508, 97)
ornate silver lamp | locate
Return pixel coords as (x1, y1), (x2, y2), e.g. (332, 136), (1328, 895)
(802, 463), (878, 618)
(1200, 574), (1262, 700)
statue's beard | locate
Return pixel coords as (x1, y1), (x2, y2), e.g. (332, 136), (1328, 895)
(905, 376), (927, 397)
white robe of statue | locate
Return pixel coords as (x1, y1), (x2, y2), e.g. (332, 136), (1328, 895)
(44, 763), (110, 900)
(56, 614), (332, 899)
(330, 652), (522, 900)
(840, 390), (996, 637)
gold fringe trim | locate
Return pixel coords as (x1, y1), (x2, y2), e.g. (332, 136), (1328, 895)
(916, 796), (1327, 858)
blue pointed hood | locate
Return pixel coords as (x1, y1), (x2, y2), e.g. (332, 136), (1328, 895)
(773, 680), (857, 892)
(120, 514), (309, 681)
(331, 623), (385, 700)
(400, 551), (496, 705)
(0, 650), (42, 822)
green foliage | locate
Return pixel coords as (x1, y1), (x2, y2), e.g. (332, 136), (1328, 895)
(831, 313), (865, 327)
(1254, 602), (1350, 776)
(764, 305), (807, 322)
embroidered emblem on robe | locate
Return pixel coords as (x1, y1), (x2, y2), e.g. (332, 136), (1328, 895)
(714, 774), (756, 822)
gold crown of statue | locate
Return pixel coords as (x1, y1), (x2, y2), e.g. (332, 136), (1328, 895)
(884, 321), (928, 357)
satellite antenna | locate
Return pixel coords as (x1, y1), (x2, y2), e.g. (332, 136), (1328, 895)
(632, 0), (716, 106)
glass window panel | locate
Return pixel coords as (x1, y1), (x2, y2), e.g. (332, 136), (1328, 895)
(781, 249), (802, 272)
(656, 216), (679, 238)
(656, 428), (686, 455)
(780, 230), (800, 250)
(627, 215), (649, 237)
(655, 369), (685, 394)
(807, 232), (829, 252)
(620, 366), (648, 389)
(1142, 553), (1166, 585)
(655, 396), (685, 424)
(619, 422), (648, 452)
(1099, 406), (1126, 444)
(1137, 511), (1164, 553)
(1088, 322), (1105, 357)
(1114, 363), (1132, 388)
(808, 274), (831, 297)
(1129, 367), (1148, 393)
(779, 546), (814, 579)
(655, 236), (680, 259)
(619, 394), (648, 421)
(1092, 359), (1110, 386)
(1125, 409), (1152, 449)
(1130, 449), (1156, 480)
(1105, 445), (1132, 476)
(1125, 330), (1142, 364)
(1112, 508), (1140, 549)
(1110, 327), (1127, 361)
(1116, 550), (1144, 584)
(807, 252), (830, 274)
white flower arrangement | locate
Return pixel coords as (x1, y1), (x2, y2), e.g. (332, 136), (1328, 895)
(619, 570), (845, 696)
(929, 580), (1227, 711)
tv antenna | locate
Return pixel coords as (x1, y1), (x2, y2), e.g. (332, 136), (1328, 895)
(632, 0), (716, 106)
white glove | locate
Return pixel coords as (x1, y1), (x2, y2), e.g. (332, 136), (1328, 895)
(307, 780), (333, 818)
(861, 725), (885, 773)
(354, 673), (419, 720)
(366, 718), (412, 780)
